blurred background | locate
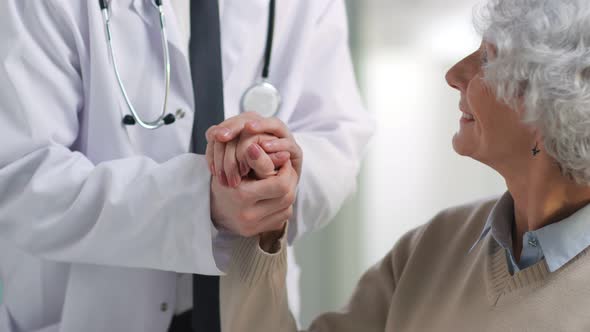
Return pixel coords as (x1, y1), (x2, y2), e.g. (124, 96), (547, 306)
(294, 0), (505, 328)
(0, 0), (507, 325)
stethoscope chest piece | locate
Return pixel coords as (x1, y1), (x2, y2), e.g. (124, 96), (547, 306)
(240, 0), (280, 118)
(241, 81), (281, 117)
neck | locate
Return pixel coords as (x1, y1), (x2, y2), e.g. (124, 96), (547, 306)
(502, 154), (590, 262)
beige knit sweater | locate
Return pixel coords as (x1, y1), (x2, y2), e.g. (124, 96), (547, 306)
(220, 198), (590, 331)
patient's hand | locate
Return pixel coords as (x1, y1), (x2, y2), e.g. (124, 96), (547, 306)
(259, 224), (286, 253)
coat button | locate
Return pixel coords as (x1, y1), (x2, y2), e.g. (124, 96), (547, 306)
(160, 302), (168, 312)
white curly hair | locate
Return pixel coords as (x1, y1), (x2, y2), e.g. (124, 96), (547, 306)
(476, 0), (590, 184)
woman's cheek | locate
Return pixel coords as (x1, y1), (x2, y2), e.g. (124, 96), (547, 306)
(467, 76), (498, 119)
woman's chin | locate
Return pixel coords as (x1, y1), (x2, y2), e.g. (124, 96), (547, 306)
(452, 132), (476, 157)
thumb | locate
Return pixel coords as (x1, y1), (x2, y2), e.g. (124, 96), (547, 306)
(246, 143), (278, 179)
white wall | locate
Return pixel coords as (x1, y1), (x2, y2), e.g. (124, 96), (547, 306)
(296, 0), (506, 327)
(361, 49), (505, 266)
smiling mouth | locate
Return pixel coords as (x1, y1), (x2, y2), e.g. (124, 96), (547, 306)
(459, 99), (475, 122)
(461, 113), (474, 120)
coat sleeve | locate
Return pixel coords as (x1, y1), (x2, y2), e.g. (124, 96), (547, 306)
(288, 0), (375, 242)
(220, 228), (413, 332)
(0, 1), (221, 274)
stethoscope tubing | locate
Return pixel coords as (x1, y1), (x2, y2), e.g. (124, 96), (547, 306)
(262, 0), (276, 79)
(100, 0), (172, 130)
(100, 0), (279, 130)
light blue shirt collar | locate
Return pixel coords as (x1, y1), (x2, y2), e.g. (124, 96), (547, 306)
(470, 191), (590, 273)
(469, 192), (513, 255)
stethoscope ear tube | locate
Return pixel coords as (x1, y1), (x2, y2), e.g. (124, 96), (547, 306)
(98, 0), (175, 130)
(99, 0), (108, 10)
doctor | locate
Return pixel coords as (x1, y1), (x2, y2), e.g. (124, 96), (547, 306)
(0, 1), (373, 332)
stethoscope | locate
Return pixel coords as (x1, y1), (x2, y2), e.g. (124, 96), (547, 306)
(98, 0), (280, 130)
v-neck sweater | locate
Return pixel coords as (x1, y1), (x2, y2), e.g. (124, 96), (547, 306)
(220, 198), (590, 331)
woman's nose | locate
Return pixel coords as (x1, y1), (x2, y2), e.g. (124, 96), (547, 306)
(445, 54), (475, 93)
(445, 61), (468, 92)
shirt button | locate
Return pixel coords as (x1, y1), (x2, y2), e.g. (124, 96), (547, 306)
(160, 302), (168, 312)
(176, 109), (186, 119)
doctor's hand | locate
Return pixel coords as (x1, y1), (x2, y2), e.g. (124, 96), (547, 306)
(210, 159), (298, 237)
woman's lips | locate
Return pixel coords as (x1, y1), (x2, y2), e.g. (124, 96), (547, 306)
(460, 112), (475, 124)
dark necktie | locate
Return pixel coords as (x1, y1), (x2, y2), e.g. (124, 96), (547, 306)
(190, 0), (224, 331)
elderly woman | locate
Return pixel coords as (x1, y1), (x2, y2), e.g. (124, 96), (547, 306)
(219, 0), (590, 330)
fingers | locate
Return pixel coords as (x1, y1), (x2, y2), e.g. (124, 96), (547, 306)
(206, 125), (231, 143)
(235, 133), (275, 169)
(241, 206), (292, 238)
(205, 139), (215, 174)
(207, 117), (296, 183)
(257, 207), (292, 233)
(269, 151), (291, 168)
(211, 112), (264, 143)
(238, 194), (293, 231)
(205, 125), (223, 174)
(206, 125), (229, 178)
(239, 207), (292, 238)
(260, 138), (303, 178)
(209, 131), (285, 184)
(260, 138), (301, 157)
(214, 141), (228, 186)
(239, 158), (250, 177)
(210, 158), (298, 238)
(242, 118), (303, 176)
(223, 140), (240, 187)
(205, 113), (265, 180)
(245, 144), (278, 179)
(240, 160), (296, 200)
(213, 144), (292, 192)
(205, 125), (217, 143)
(254, 190), (296, 217)
(244, 118), (290, 139)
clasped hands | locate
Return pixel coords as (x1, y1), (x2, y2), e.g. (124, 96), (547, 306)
(207, 112), (302, 243)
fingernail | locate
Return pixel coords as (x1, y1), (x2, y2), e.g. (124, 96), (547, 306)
(248, 121), (260, 130)
(210, 163), (216, 175)
(218, 128), (231, 138)
(247, 144), (261, 160)
(261, 141), (274, 149)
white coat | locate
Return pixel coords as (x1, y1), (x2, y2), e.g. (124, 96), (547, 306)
(0, 0), (374, 331)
